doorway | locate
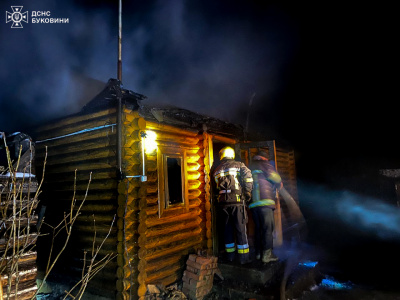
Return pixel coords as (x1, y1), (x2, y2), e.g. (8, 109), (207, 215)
(210, 141), (234, 256)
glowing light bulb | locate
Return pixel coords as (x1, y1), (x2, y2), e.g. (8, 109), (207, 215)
(144, 130), (157, 153)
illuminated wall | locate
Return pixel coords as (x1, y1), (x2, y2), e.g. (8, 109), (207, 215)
(117, 106), (209, 299)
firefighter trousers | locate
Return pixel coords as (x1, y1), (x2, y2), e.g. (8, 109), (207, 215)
(251, 206), (275, 253)
(220, 205), (250, 263)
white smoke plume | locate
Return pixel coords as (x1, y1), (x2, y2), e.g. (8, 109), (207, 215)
(0, 1), (298, 134)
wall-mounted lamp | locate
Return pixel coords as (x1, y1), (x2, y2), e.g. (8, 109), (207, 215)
(143, 130), (157, 153)
(126, 130), (157, 182)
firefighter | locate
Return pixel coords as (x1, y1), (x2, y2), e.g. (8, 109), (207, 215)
(212, 146), (253, 264)
(249, 150), (282, 263)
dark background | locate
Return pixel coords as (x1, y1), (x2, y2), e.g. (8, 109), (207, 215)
(1, 0), (398, 291)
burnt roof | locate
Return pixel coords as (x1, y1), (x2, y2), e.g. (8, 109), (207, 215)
(138, 104), (244, 140)
(81, 78), (146, 113)
(83, 78), (244, 140)
(38, 78), (243, 141)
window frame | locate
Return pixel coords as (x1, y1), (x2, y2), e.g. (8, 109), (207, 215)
(157, 146), (188, 217)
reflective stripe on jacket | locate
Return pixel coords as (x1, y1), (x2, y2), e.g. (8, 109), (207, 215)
(212, 159), (253, 205)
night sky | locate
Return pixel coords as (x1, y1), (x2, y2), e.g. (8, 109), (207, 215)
(1, 0), (399, 288)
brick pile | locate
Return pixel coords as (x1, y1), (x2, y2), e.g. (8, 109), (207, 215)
(182, 254), (218, 300)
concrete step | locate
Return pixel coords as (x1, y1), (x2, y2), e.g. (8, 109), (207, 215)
(218, 259), (284, 288)
(206, 259), (321, 300)
(211, 282), (275, 300)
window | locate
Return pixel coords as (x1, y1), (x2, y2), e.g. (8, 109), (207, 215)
(166, 157), (183, 205)
(157, 146), (188, 217)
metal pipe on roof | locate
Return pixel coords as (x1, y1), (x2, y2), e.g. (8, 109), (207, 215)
(117, 0), (122, 82)
(116, 0), (123, 179)
(117, 87), (123, 179)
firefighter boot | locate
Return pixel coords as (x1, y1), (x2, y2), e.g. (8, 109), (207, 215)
(226, 252), (235, 262)
(262, 249), (278, 263)
(239, 254), (252, 265)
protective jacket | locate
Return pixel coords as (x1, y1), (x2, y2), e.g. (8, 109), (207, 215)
(213, 159), (253, 205)
(249, 155), (281, 209)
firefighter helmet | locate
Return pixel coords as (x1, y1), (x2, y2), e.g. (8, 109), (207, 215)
(257, 150), (268, 159)
(219, 146), (235, 160)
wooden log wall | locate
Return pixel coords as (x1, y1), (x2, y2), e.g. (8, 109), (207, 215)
(275, 147), (298, 202)
(116, 108), (146, 300)
(117, 116), (209, 300)
(34, 108), (119, 298)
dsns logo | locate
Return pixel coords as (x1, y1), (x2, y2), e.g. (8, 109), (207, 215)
(6, 6), (28, 28)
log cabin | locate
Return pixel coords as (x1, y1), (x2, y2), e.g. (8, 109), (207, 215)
(33, 79), (298, 300)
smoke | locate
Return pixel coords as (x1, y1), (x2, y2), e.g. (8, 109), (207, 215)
(336, 192), (400, 240)
(0, 0), (114, 131)
(298, 181), (400, 289)
(123, 1), (299, 128)
(300, 182), (400, 241)
(0, 1), (298, 134)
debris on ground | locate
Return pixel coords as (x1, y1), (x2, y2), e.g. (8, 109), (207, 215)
(145, 283), (187, 300)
